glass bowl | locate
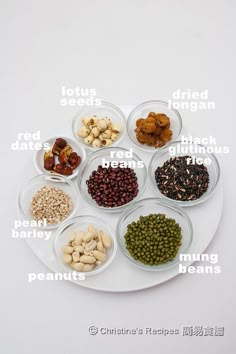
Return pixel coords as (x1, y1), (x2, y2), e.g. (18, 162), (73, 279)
(116, 197), (193, 271)
(18, 174), (79, 230)
(78, 147), (147, 212)
(127, 100), (182, 151)
(149, 141), (220, 206)
(54, 215), (117, 277)
(72, 101), (126, 150)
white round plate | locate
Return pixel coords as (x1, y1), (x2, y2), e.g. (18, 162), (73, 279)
(33, 136), (86, 180)
(20, 107), (223, 292)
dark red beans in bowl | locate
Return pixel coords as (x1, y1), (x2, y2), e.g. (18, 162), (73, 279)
(78, 147), (147, 212)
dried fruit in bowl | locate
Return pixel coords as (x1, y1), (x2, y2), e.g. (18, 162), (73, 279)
(135, 112), (172, 148)
(43, 138), (82, 176)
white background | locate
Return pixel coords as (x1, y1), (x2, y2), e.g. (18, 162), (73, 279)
(1, 0), (235, 353)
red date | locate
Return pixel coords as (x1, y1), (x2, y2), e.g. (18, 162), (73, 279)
(58, 145), (73, 165)
(55, 138), (67, 148)
(68, 152), (81, 169)
(54, 164), (73, 175)
(44, 151), (55, 170)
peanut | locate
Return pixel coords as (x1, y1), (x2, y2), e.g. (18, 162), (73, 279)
(85, 240), (97, 253)
(63, 254), (72, 264)
(83, 264), (95, 272)
(101, 233), (112, 248)
(87, 224), (97, 237)
(74, 245), (84, 253)
(83, 232), (94, 243)
(97, 241), (104, 252)
(80, 255), (96, 264)
(75, 231), (84, 245)
(72, 252), (80, 262)
(62, 246), (74, 254)
(73, 262), (84, 272)
(93, 250), (107, 262)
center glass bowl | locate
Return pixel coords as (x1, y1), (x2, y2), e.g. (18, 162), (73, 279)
(18, 174), (79, 230)
(78, 147), (147, 212)
(148, 141), (220, 206)
(127, 100), (182, 151)
(54, 215), (117, 277)
(72, 101), (126, 150)
(116, 197), (193, 271)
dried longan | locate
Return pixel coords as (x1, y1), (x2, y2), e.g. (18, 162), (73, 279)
(160, 129), (173, 142)
(136, 131), (150, 143)
(145, 117), (156, 124)
(135, 112), (173, 148)
(152, 124), (162, 135)
(136, 118), (145, 128)
(148, 112), (156, 118)
(146, 135), (157, 146)
(142, 123), (157, 133)
(156, 114), (170, 128)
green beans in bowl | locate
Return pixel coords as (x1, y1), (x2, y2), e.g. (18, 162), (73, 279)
(116, 197), (193, 271)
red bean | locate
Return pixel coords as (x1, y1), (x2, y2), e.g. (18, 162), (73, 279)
(86, 164), (139, 207)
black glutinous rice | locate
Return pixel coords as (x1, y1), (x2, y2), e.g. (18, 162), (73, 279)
(155, 155), (210, 201)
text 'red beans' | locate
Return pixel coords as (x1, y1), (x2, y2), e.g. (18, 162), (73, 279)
(86, 164), (139, 207)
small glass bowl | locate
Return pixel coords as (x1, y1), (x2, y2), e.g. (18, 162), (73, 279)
(54, 215), (117, 277)
(72, 101), (126, 150)
(127, 100), (182, 151)
(33, 136), (87, 180)
(78, 147), (147, 212)
(18, 174), (79, 230)
(116, 197), (193, 271)
(149, 141), (220, 206)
